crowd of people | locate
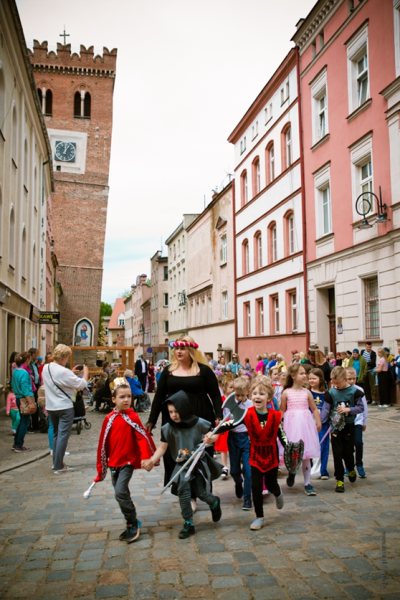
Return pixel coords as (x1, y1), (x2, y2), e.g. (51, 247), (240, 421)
(87, 336), (400, 544)
(6, 338), (400, 544)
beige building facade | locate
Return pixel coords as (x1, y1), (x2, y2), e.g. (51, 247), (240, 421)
(165, 214), (198, 341)
(124, 275), (151, 359)
(150, 250), (169, 361)
(187, 182), (235, 361)
(0, 0), (54, 405)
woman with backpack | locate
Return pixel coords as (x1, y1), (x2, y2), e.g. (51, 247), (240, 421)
(42, 344), (88, 474)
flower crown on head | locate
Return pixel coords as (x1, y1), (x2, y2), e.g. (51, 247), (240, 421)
(109, 377), (129, 392)
(168, 340), (199, 349)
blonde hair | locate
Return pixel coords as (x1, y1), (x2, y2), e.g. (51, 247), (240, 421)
(250, 380), (273, 400)
(53, 344), (72, 362)
(233, 376), (250, 392)
(253, 375), (272, 387)
(168, 335), (209, 376)
(256, 354), (262, 361)
(377, 347), (387, 360)
(331, 366), (347, 380)
(345, 367), (357, 377)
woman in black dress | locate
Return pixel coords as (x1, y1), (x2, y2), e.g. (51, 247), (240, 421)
(146, 336), (222, 506)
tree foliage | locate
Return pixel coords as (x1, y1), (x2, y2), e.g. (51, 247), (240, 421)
(98, 301), (113, 346)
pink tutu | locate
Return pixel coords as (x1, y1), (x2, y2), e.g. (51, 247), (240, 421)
(283, 388), (320, 459)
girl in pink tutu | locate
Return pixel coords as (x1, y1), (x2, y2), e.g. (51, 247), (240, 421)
(280, 363), (321, 496)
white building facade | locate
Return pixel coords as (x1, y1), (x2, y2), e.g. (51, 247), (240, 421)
(228, 49), (306, 361)
(0, 0), (54, 405)
(165, 214), (198, 341)
(150, 250), (169, 361)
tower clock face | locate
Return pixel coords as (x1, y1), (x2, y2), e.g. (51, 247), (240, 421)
(54, 140), (76, 162)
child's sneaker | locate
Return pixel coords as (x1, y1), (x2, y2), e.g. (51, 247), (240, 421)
(250, 517), (264, 530)
(235, 481), (244, 499)
(304, 484), (316, 496)
(119, 527), (129, 541)
(286, 472), (295, 487)
(275, 492), (284, 509)
(348, 470), (357, 483)
(126, 520), (141, 543)
(357, 466), (367, 478)
(210, 497), (222, 522)
(221, 467), (229, 479)
(335, 480), (345, 493)
(242, 498), (252, 511)
(13, 446), (31, 453)
(320, 474), (330, 480)
(179, 521), (195, 539)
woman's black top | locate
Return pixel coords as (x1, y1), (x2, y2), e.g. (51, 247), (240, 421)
(148, 363), (222, 427)
(311, 360), (331, 384)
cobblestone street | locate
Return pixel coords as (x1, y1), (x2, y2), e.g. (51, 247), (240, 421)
(0, 407), (399, 600)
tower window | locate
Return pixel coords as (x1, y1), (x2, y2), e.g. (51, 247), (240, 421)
(74, 90), (91, 119)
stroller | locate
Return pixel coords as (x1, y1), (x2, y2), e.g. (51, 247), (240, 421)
(73, 392), (92, 434)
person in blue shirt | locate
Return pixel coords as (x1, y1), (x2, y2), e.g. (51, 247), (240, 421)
(11, 352), (36, 452)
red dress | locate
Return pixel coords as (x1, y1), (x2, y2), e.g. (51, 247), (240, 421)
(214, 395), (229, 452)
(147, 365), (155, 393)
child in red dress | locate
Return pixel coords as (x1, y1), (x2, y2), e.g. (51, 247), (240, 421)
(94, 378), (156, 543)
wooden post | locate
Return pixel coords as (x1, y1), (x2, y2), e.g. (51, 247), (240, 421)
(121, 350), (126, 372)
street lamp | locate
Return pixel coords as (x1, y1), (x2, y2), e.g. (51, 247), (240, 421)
(356, 186), (391, 229)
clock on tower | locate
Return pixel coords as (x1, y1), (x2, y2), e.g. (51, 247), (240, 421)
(54, 140), (76, 162)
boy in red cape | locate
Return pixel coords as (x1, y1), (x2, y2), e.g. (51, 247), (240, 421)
(245, 379), (288, 530)
(95, 377), (156, 543)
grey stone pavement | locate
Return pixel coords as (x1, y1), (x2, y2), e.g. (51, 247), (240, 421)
(0, 403), (399, 600)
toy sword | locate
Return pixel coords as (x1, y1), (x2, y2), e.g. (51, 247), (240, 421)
(160, 393), (247, 494)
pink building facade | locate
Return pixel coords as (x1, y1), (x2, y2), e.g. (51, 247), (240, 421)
(229, 49), (307, 361)
(293, 0), (400, 356)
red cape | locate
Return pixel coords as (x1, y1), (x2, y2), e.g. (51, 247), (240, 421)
(244, 406), (282, 473)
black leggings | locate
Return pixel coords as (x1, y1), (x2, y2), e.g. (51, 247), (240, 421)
(251, 465), (281, 518)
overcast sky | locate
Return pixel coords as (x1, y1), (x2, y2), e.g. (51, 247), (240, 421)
(17, 0), (315, 306)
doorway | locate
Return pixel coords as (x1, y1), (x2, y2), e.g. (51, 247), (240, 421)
(328, 288), (336, 354)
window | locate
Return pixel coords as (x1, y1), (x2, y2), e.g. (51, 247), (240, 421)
(346, 23), (369, 114)
(244, 302), (251, 336)
(280, 88), (285, 105)
(254, 232), (262, 270)
(318, 30), (324, 51)
(264, 107), (268, 124)
(394, 2), (400, 77)
(12, 105), (17, 165)
(21, 227), (26, 280)
(286, 127), (292, 168)
(208, 296), (212, 323)
(312, 40), (317, 59)
(318, 94), (327, 138)
(202, 298), (206, 324)
(269, 102), (273, 119)
(272, 227), (277, 262)
(240, 136), (247, 155)
(321, 187), (332, 236)
(196, 301), (200, 325)
(163, 266), (168, 280)
(220, 235), (227, 264)
(350, 133), (373, 219)
(45, 89), (52, 116)
(163, 320), (169, 333)
(118, 312), (125, 327)
(286, 81), (290, 101)
(256, 299), (264, 335)
(357, 53), (368, 106)
(314, 163), (331, 238)
(284, 212), (295, 256)
(289, 291), (297, 332)
(222, 292), (228, 320)
(252, 157), (260, 197)
(266, 142), (274, 184)
(363, 276), (379, 338)
(361, 160), (372, 196)
(242, 239), (250, 274)
(289, 215), (295, 254)
(163, 293), (168, 307)
(241, 170), (248, 206)
(270, 295), (279, 334)
(9, 208), (15, 268)
(74, 90), (91, 118)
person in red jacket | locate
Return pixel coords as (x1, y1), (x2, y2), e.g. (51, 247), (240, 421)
(245, 380), (288, 531)
(95, 378), (156, 543)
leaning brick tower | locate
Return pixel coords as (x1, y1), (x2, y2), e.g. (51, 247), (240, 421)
(28, 41), (117, 348)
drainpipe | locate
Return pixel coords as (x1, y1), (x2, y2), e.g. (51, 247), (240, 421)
(296, 46), (310, 351)
(232, 179), (238, 353)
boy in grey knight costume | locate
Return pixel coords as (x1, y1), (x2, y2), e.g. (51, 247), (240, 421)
(142, 391), (223, 538)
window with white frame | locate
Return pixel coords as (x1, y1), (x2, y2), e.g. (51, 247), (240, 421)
(246, 303), (251, 336)
(314, 163), (332, 238)
(256, 160), (260, 193)
(291, 292), (297, 332)
(245, 241), (250, 273)
(118, 313), (125, 327)
(258, 299), (264, 335)
(163, 293), (168, 307)
(346, 23), (369, 114)
(363, 275), (380, 339)
(272, 226), (277, 262)
(289, 215), (295, 255)
(264, 107), (268, 124)
(164, 320), (169, 333)
(273, 296), (279, 333)
(222, 292), (228, 320)
(394, 1), (400, 77)
(270, 145), (275, 181)
(257, 234), (262, 268)
(244, 172), (248, 203)
(220, 235), (227, 264)
(350, 133), (373, 219)
(286, 128), (292, 167)
(310, 67), (328, 144)
(280, 88), (285, 105)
